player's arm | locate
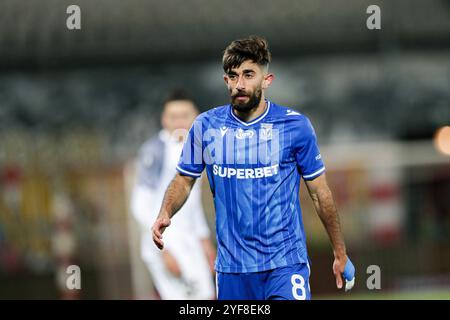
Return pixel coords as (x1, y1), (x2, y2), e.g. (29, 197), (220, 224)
(190, 187), (216, 273)
(152, 172), (196, 250)
(200, 238), (216, 274)
(304, 173), (354, 290)
(161, 250), (182, 277)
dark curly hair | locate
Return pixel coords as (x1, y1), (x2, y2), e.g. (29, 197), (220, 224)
(222, 35), (272, 73)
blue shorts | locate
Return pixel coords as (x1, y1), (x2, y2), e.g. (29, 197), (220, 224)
(216, 263), (311, 300)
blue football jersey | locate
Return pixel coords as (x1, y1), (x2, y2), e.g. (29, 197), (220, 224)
(177, 100), (325, 273)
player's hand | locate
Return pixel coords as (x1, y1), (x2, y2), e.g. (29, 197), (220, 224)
(152, 215), (171, 250)
(162, 250), (182, 277)
(333, 255), (355, 292)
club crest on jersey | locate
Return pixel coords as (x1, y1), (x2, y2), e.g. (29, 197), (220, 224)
(220, 126), (229, 137)
(235, 128), (255, 139)
(260, 123), (273, 140)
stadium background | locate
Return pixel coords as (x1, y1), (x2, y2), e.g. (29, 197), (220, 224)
(0, 0), (449, 299)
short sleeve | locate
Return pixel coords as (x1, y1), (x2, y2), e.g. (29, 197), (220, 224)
(294, 116), (326, 181)
(176, 117), (205, 178)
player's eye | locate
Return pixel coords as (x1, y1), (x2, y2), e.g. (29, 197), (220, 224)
(245, 73), (254, 79)
(228, 75), (237, 80)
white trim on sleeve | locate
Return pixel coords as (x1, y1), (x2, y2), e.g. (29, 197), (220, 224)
(302, 167), (325, 179)
(176, 165), (202, 178)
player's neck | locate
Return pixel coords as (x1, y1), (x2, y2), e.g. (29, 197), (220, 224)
(233, 97), (267, 123)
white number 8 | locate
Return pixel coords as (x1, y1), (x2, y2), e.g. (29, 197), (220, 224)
(291, 274), (306, 300)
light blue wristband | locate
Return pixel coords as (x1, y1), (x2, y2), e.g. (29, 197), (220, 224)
(343, 257), (355, 291)
(343, 257), (355, 281)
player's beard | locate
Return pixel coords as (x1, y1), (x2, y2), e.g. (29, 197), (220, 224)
(231, 87), (262, 113)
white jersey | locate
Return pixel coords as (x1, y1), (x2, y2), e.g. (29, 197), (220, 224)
(130, 130), (215, 300)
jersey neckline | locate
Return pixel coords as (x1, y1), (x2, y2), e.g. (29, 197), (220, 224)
(228, 100), (271, 126)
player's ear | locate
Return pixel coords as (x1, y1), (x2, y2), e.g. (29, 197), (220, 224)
(262, 73), (274, 89)
(223, 74), (229, 85)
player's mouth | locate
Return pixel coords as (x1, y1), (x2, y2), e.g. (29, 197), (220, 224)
(233, 93), (249, 101)
(236, 96), (248, 101)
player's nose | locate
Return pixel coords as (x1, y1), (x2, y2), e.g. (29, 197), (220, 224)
(236, 76), (245, 90)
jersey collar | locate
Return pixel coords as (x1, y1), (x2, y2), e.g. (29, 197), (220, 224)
(229, 100), (271, 126)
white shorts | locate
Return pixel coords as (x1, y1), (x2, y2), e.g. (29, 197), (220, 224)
(140, 231), (215, 300)
(131, 185), (215, 300)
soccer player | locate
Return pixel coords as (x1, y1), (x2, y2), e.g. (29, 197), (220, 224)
(152, 36), (355, 300)
(131, 90), (216, 299)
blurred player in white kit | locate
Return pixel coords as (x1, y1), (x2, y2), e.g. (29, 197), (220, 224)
(130, 89), (216, 300)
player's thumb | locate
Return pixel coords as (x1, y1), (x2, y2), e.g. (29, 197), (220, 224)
(159, 217), (171, 234)
(335, 272), (343, 289)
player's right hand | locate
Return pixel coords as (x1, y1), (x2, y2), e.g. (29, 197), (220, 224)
(152, 216), (171, 250)
(333, 255), (355, 292)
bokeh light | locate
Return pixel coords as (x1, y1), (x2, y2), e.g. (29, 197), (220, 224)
(434, 126), (450, 156)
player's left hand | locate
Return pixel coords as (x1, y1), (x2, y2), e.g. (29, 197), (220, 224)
(152, 215), (171, 250)
(333, 255), (355, 292)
